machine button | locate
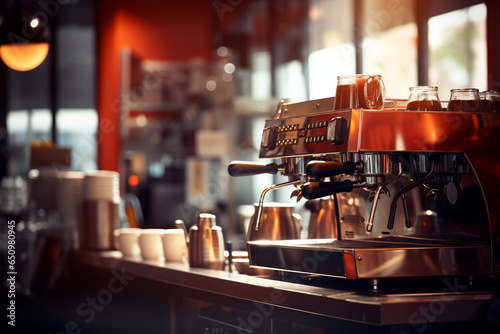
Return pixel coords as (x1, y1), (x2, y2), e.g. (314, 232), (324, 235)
(261, 126), (277, 150)
(327, 117), (347, 145)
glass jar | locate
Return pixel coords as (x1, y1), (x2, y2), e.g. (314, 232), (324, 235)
(480, 90), (500, 112)
(405, 86), (443, 111)
(447, 88), (482, 112)
(334, 74), (386, 110)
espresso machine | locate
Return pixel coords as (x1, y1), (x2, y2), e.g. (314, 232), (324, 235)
(229, 97), (500, 289)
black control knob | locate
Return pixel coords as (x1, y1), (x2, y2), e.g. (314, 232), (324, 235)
(327, 117), (347, 145)
(261, 126), (278, 150)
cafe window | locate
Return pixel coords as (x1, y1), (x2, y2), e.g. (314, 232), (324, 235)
(276, 60), (308, 102)
(428, 3), (487, 95)
(2, 0), (96, 176)
(361, 0), (418, 98)
(307, 0), (417, 99)
(308, 0), (355, 99)
(305, 0), (487, 100)
(6, 109), (52, 174)
(56, 109), (98, 171)
(251, 51), (272, 100)
(5, 108), (97, 173)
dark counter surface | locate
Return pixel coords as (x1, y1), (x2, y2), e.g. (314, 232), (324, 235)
(72, 250), (496, 328)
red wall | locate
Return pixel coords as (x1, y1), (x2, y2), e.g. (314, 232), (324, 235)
(95, 0), (214, 171)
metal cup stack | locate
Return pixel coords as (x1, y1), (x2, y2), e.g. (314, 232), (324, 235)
(81, 171), (120, 250)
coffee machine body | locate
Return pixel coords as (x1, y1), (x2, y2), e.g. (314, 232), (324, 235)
(230, 97), (500, 281)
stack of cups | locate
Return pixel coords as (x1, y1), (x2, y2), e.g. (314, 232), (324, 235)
(81, 171), (120, 250)
(57, 171), (85, 249)
(28, 169), (60, 212)
(83, 171), (120, 203)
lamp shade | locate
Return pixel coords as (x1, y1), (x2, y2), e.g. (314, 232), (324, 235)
(0, 3), (50, 72)
(0, 42), (49, 71)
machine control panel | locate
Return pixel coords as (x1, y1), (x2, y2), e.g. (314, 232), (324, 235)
(259, 110), (352, 159)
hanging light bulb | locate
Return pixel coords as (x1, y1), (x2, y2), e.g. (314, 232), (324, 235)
(0, 0), (50, 71)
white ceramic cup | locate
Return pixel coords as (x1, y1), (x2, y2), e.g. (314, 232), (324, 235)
(138, 229), (165, 260)
(113, 229), (121, 250)
(117, 228), (141, 257)
(161, 229), (188, 263)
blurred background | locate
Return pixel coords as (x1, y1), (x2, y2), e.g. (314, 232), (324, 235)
(0, 0), (498, 250)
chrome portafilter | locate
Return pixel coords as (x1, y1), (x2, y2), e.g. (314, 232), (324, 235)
(300, 160), (364, 200)
(350, 153), (400, 191)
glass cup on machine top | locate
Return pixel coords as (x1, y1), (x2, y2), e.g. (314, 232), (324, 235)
(480, 90), (500, 112)
(333, 74), (386, 110)
(405, 86), (443, 111)
(447, 88), (483, 112)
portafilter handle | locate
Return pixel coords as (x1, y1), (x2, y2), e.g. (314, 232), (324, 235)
(228, 161), (285, 177)
(301, 180), (354, 200)
(306, 161), (362, 178)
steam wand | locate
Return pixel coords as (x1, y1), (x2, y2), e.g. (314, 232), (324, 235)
(401, 185), (411, 228)
(227, 160), (304, 231)
(254, 180), (303, 231)
(366, 162), (403, 232)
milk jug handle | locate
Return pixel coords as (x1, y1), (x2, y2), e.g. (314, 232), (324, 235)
(292, 213), (302, 234)
(255, 180), (302, 230)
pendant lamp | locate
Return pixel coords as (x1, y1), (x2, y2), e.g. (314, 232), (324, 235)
(0, 0), (50, 71)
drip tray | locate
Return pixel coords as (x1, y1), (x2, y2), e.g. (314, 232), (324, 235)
(247, 237), (491, 279)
